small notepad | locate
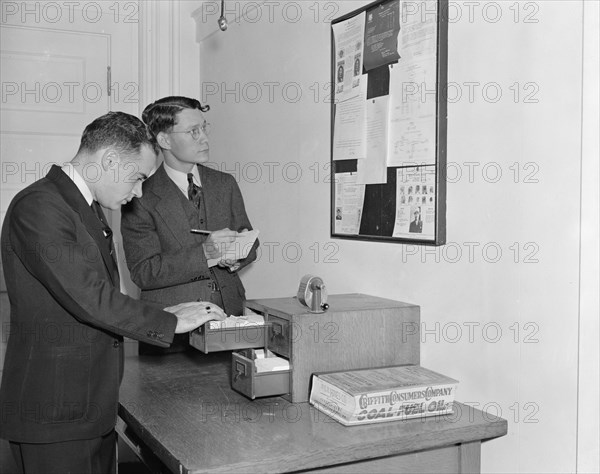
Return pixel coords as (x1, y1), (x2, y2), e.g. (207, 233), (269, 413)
(207, 229), (259, 267)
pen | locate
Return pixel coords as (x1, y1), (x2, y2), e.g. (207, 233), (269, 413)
(190, 229), (211, 235)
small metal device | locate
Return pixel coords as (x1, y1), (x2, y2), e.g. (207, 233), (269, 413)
(218, 0), (228, 31)
(297, 275), (329, 313)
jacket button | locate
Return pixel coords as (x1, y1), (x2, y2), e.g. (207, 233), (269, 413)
(147, 330), (154, 337)
(156, 333), (164, 339)
(113, 340), (120, 348)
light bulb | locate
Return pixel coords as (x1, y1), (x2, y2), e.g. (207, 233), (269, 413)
(217, 16), (228, 31)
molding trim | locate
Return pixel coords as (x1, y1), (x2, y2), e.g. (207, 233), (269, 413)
(138, 0), (181, 110)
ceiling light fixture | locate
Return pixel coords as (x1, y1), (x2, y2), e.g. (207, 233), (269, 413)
(217, 0), (228, 31)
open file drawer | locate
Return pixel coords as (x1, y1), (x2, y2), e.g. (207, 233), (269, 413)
(189, 324), (267, 354)
(231, 350), (290, 400)
(265, 315), (290, 358)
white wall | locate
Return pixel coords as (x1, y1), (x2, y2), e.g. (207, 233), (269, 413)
(189, 1), (599, 472)
(578, 0), (600, 471)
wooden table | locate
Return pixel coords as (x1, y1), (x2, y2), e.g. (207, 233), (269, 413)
(118, 352), (507, 473)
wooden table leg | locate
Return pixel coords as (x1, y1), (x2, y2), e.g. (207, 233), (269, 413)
(459, 441), (481, 473)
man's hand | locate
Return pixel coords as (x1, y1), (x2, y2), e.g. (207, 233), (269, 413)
(202, 228), (237, 260)
(165, 301), (227, 333)
(216, 228), (248, 272)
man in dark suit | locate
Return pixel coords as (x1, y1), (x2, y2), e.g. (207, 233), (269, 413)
(409, 207), (423, 233)
(0, 112), (226, 473)
(121, 96), (259, 354)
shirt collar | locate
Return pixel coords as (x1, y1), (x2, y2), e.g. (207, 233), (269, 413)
(164, 162), (202, 195)
(61, 163), (94, 205)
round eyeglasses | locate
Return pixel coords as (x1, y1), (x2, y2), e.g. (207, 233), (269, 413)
(169, 121), (211, 140)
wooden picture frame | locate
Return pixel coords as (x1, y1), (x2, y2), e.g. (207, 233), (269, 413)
(330, 0), (448, 245)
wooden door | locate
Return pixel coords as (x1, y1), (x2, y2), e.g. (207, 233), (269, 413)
(1, 24), (110, 216)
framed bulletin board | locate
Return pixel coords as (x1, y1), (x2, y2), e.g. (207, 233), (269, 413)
(330, 0), (448, 245)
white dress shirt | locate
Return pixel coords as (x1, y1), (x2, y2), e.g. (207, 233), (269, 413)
(61, 163), (94, 205)
(164, 162), (202, 197)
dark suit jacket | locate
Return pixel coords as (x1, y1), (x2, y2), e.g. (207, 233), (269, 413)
(0, 166), (177, 443)
(121, 164), (258, 316)
(409, 219), (423, 233)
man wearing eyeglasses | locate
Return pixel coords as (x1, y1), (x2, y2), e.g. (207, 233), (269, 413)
(121, 96), (259, 354)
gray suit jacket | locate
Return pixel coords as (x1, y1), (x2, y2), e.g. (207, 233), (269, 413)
(120, 164), (258, 316)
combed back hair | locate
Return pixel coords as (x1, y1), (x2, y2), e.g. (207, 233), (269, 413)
(77, 111), (158, 156)
(142, 96), (210, 138)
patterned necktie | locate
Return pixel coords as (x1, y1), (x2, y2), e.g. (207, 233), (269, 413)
(187, 173), (202, 208)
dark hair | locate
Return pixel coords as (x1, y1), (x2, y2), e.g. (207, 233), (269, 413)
(77, 111), (158, 156)
(142, 96), (210, 138)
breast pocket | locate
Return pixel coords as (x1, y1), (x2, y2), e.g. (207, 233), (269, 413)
(20, 345), (91, 423)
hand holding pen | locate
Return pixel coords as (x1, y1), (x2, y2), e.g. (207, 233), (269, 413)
(193, 228), (237, 260)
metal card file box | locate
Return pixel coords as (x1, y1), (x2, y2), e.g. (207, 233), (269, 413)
(189, 324), (267, 353)
(244, 293), (421, 403)
(231, 350), (291, 400)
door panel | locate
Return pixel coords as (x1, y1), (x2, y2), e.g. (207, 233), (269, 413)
(1, 25), (109, 222)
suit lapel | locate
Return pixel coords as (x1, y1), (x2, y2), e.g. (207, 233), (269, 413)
(46, 166), (119, 285)
(152, 165), (197, 247)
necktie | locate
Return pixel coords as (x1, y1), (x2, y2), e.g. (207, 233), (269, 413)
(187, 173), (202, 208)
(91, 201), (114, 252)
